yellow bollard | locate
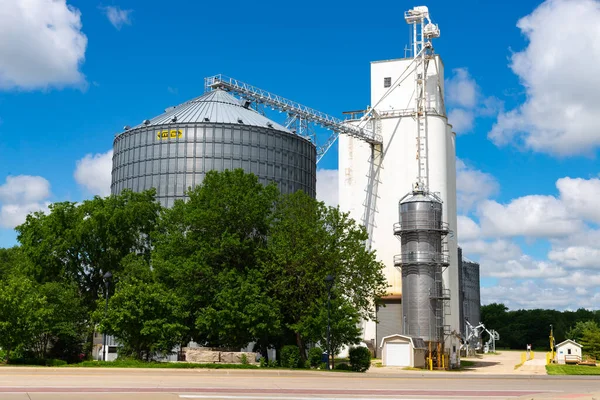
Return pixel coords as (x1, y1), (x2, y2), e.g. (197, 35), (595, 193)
(531, 350), (534, 360)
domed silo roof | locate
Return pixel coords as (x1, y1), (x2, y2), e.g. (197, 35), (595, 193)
(133, 89), (291, 133)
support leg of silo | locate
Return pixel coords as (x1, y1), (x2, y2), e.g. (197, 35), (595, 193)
(428, 341), (432, 371)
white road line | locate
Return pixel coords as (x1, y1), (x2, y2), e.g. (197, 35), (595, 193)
(178, 396), (516, 400)
(0, 387), (562, 393)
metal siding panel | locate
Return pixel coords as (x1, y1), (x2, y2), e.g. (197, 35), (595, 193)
(112, 121), (317, 206)
(376, 300), (402, 358)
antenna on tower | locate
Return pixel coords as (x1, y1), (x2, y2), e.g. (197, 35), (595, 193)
(404, 6), (440, 193)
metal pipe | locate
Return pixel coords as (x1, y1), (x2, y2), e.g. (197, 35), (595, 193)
(103, 285), (108, 361)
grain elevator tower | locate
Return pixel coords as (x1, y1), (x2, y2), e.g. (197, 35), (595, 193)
(338, 6), (459, 365)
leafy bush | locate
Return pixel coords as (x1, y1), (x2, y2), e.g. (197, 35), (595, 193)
(267, 359), (278, 368)
(7, 358), (67, 366)
(259, 357), (267, 367)
(73, 360), (260, 369)
(8, 358), (46, 366)
(240, 354), (248, 365)
(334, 362), (351, 370)
(308, 347), (323, 368)
(46, 359), (67, 367)
(280, 345), (301, 368)
(349, 346), (371, 372)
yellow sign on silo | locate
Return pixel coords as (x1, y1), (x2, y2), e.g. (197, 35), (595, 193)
(156, 129), (183, 140)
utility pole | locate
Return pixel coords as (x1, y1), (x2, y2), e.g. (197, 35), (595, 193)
(325, 275), (335, 370)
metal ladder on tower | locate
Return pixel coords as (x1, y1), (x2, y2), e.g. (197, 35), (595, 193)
(362, 116), (382, 250)
(415, 59), (430, 190)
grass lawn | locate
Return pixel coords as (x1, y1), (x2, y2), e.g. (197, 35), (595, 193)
(3, 359), (364, 372)
(400, 360), (475, 372)
(68, 360), (260, 369)
(546, 364), (600, 375)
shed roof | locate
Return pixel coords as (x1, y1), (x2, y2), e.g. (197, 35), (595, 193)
(131, 89), (290, 133)
(556, 339), (583, 348)
(379, 334), (427, 349)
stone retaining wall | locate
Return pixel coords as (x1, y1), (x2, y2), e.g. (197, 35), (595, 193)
(183, 347), (258, 364)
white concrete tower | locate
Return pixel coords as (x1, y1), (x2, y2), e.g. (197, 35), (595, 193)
(338, 5), (459, 360)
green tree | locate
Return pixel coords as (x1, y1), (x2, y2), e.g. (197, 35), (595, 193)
(16, 189), (161, 308)
(566, 321), (599, 342)
(95, 278), (189, 361)
(195, 269), (281, 349)
(263, 191), (387, 357)
(16, 189), (162, 355)
(0, 276), (46, 360)
(568, 321), (600, 359)
(30, 282), (86, 360)
(301, 295), (362, 366)
(580, 325), (600, 360)
(0, 246), (30, 279)
(153, 169), (279, 348)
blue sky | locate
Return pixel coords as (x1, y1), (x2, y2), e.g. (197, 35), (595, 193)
(1, 0), (599, 310)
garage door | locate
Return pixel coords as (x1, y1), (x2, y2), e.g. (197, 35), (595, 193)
(386, 343), (410, 366)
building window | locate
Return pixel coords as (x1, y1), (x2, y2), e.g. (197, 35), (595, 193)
(568, 349), (572, 355)
(384, 77), (391, 88)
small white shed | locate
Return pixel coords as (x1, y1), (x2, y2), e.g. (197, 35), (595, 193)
(379, 334), (426, 368)
(556, 339), (583, 364)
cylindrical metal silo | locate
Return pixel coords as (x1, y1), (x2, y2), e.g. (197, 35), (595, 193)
(462, 260), (481, 330)
(111, 89), (317, 207)
(393, 191), (449, 343)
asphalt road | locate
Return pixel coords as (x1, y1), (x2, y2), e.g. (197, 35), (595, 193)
(0, 367), (599, 400)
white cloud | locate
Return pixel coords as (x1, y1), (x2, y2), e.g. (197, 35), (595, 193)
(457, 215), (480, 242)
(477, 195), (583, 238)
(550, 228), (600, 248)
(448, 109), (474, 133)
(74, 150), (113, 196)
(445, 68), (501, 135)
(102, 6), (132, 30)
(482, 280), (573, 310)
(0, 0), (87, 90)
(0, 175), (50, 204)
(446, 68), (478, 108)
(547, 227), (600, 270)
(548, 246), (600, 269)
(0, 175), (51, 228)
(316, 169), (338, 207)
(461, 239), (522, 263)
(556, 177), (600, 223)
(489, 0), (600, 156)
(446, 68), (478, 134)
(456, 159), (499, 212)
(481, 255), (566, 279)
(547, 271), (600, 287)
